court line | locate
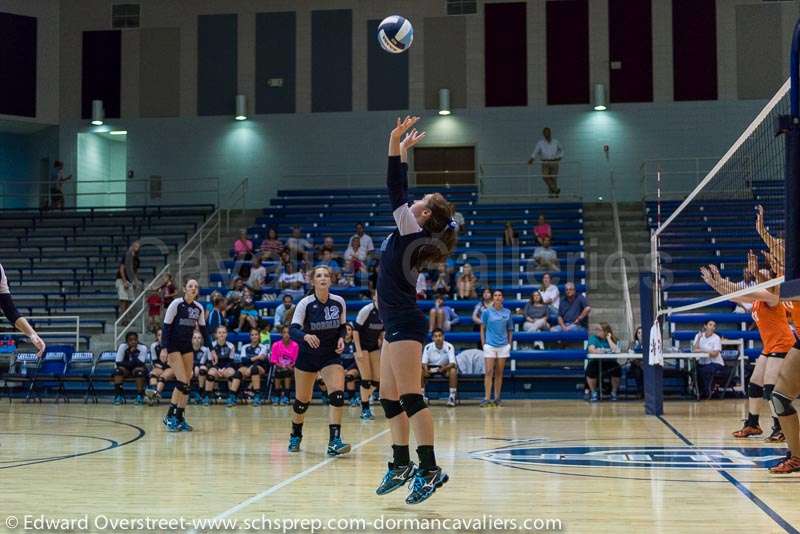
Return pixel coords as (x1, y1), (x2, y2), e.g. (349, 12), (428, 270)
(188, 428), (390, 533)
(658, 415), (799, 534)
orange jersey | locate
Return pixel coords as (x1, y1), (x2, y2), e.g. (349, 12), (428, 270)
(752, 300), (795, 353)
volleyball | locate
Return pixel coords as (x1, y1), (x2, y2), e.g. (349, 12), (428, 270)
(377, 15), (414, 54)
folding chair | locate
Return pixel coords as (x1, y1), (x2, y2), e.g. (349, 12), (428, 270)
(1, 353), (41, 402)
(91, 351), (119, 401)
(63, 352), (97, 403)
(31, 352), (69, 403)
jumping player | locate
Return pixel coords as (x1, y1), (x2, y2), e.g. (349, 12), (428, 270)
(354, 295), (384, 419)
(375, 117), (458, 504)
(239, 328), (269, 406)
(161, 279), (209, 431)
(112, 331), (149, 405)
(288, 265), (350, 456)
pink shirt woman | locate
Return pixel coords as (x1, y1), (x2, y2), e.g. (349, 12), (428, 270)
(234, 231), (254, 258)
(533, 215), (551, 244)
(270, 339), (299, 368)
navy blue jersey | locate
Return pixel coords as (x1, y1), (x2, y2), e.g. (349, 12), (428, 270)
(150, 342), (164, 363)
(162, 297), (208, 353)
(115, 343), (148, 366)
(194, 346), (210, 365)
(377, 156), (430, 318)
(355, 302), (384, 350)
(212, 341), (236, 367)
(239, 343), (268, 366)
(340, 341), (357, 364)
(290, 292), (347, 357)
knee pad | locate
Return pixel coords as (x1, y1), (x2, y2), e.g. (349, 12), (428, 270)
(112, 368), (124, 378)
(250, 365), (259, 376)
(380, 398), (404, 419)
(399, 393), (428, 418)
(133, 368), (146, 378)
(748, 382), (764, 399)
(157, 377), (166, 384)
(176, 381), (191, 395)
(763, 384), (774, 401)
(344, 374), (357, 383)
(371, 380), (380, 389)
(329, 390), (345, 407)
(772, 390), (797, 417)
(206, 374), (216, 382)
(199, 368), (208, 376)
(359, 379), (371, 390)
(232, 371), (243, 381)
(292, 399), (309, 415)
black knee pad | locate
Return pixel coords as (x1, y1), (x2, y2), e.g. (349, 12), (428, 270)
(206, 374), (216, 382)
(748, 383), (764, 399)
(293, 399), (309, 415)
(344, 374), (357, 383)
(772, 390), (797, 417)
(250, 365), (259, 375)
(359, 379), (371, 390)
(380, 398), (404, 419)
(763, 384), (774, 401)
(329, 390), (345, 407)
(371, 380), (380, 389)
(199, 368), (208, 376)
(399, 393), (428, 418)
(232, 371), (243, 381)
(176, 381), (190, 395)
(157, 377), (166, 384)
(133, 368), (146, 378)
(112, 368), (124, 378)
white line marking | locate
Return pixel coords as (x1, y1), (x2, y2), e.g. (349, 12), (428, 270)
(187, 428), (389, 532)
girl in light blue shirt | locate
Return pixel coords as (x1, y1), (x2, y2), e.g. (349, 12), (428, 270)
(480, 290), (513, 407)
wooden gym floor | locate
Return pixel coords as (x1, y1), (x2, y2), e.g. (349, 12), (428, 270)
(1, 400), (799, 533)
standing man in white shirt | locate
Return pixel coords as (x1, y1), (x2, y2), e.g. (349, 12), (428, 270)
(693, 320), (724, 399)
(421, 328), (458, 407)
(527, 127), (564, 198)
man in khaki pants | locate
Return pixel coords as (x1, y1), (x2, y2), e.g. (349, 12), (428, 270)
(527, 127), (564, 198)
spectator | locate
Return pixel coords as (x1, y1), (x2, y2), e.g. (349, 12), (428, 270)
(350, 223), (375, 255)
(286, 227), (312, 263)
(233, 229), (254, 261)
(532, 236), (560, 273)
(278, 262), (306, 300)
(694, 320), (724, 399)
(146, 290), (162, 333)
(480, 290), (513, 407)
(431, 262), (452, 296)
(527, 127), (564, 198)
(318, 249), (342, 274)
(237, 288), (259, 332)
(259, 228), (284, 260)
(456, 263), (478, 299)
(585, 323), (621, 402)
(421, 328), (458, 407)
(472, 288), (493, 347)
(206, 294), (227, 342)
(551, 282), (590, 333)
(429, 295), (460, 333)
(539, 273), (560, 317)
(416, 272), (428, 300)
(112, 331), (148, 405)
(49, 160), (72, 210)
(344, 235), (368, 272)
(503, 222), (519, 247)
(317, 235), (339, 262)
(534, 214), (552, 245)
(246, 256), (268, 296)
(158, 273), (177, 308)
(115, 240), (141, 317)
(627, 325), (644, 398)
(453, 211), (465, 233)
(337, 260), (357, 287)
(273, 294), (296, 331)
(226, 277), (245, 301)
(270, 325), (298, 405)
(225, 292), (242, 331)
(522, 291), (549, 332)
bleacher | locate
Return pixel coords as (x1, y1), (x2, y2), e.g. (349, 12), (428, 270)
(648, 179), (784, 361)
(203, 185), (591, 398)
(0, 205), (214, 349)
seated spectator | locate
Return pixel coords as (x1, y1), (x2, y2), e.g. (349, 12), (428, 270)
(539, 273), (560, 318)
(246, 257), (269, 296)
(350, 222), (375, 256)
(233, 229), (254, 260)
(585, 322), (621, 402)
(278, 262), (306, 300)
(259, 228), (284, 260)
(694, 320), (723, 399)
(317, 235), (339, 261)
(421, 328), (458, 407)
(532, 236), (560, 272)
(206, 294), (228, 342)
(344, 235), (368, 272)
(113, 331), (149, 405)
(270, 325), (298, 405)
(456, 263), (478, 299)
(453, 211), (466, 233)
(273, 294), (296, 331)
(429, 295), (460, 333)
(551, 282), (590, 333)
(522, 291), (549, 332)
(416, 272), (428, 300)
(237, 288), (260, 332)
(226, 277), (245, 301)
(480, 290), (513, 407)
(158, 272), (177, 308)
(318, 249), (342, 273)
(503, 222), (519, 247)
(627, 325), (644, 398)
(431, 262), (452, 296)
(534, 214), (552, 245)
(286, 227), (313, 263)
(225, 293), (242, 331)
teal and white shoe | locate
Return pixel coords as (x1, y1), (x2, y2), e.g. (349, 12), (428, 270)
(375, 462), (415, 495)
(326, 437), (351, 456)
(162, 415), (180, 432)
(226, 393), (237, 407)
(288, 435), (302, 452)
(360, 407), (375, 420)
(406, 467), (449, 505)
(177, 419), (193, 432)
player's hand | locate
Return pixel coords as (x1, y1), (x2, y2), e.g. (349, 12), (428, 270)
(390, 116), (420, 141)
(400, 129), (426, 152)
(335, 337), (345, 354)
(304, 334), (320, 349)
(160, 349), (168, 363)
(30, 334), (45, 357)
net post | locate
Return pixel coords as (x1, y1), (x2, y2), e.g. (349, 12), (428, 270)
(781, 17), (800, 298)
(640, 271), (663, 416)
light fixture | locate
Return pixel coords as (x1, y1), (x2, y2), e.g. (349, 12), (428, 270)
(91, 99), (105, 125)
(593, 84), (607, 111)
(438, 88), (451, 116)
(109, 130), (127, 135)
(235, 94), (247, 120)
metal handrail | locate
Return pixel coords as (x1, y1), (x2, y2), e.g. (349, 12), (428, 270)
(224, 178), (249, 233)
(0, 315), (81, 349)
(113, 264), (170, 346)
(178, 209), (222, 283)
